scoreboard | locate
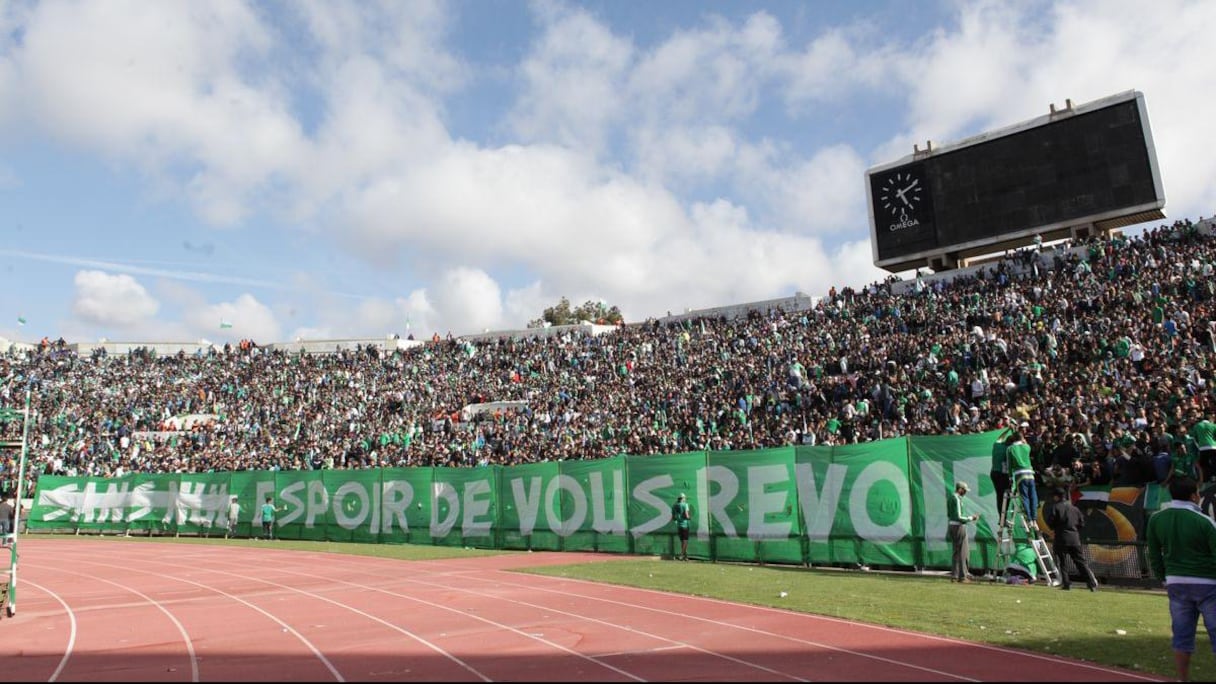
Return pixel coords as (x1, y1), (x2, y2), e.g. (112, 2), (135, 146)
(867, 90), (1165, 272)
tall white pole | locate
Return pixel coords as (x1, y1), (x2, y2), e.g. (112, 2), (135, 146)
(6, 386), (32, 617)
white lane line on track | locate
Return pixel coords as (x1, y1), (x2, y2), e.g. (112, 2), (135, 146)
(46, 557), (346, 683)
(73, 544), (951, 682)
(455, 565), (1165, 683)
(28, 562), (200, 682)
(262, 561), (811, 682)
(152, 556), (639, 683)
(22, 579), (77, 683)
(54, 553), (493, 683)
(590, 644), (687, 659)
(44, 543), (1161, 682)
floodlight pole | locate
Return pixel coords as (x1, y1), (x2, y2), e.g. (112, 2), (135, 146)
(6, 386), (32, 617)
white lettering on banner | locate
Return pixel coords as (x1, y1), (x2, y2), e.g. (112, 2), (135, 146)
(279, 481), (306, 525)
(37, 483), (82, 521)
(127, 481), (157, 523)
(462, 480), (493, 537)
(381, 480), (413, 534)
(748, 464), (793, 540)
(254, 481), (275, 523)
(176, 481), (225, 527)
(921, 456), (997, 548)
(333, 481), (368, 530)
(707, 465), (739, 538)
(795, 462), (848, 540)
(510, 476), (543, 536)
(81, 480), (129, 524)
(431, 482), (459, 537)
(306, 480), (329, 528)
(850, 461), (911, 542)
(589, 471), (627, 534)
(920, 461), (948, 553)
(630, 475), (674, 537)
(545, 474), (587, 537)
(160, 480), (180, 524)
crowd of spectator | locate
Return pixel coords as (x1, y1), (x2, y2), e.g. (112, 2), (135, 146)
(2, 218), (1215, 501)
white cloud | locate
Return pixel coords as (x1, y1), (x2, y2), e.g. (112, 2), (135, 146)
(72, 270), (160, 326)
(193, 293), (281, 342)
(425, 267), (504, 334)
(7, 1), (1216, 344)
(508, 2), (633, 153)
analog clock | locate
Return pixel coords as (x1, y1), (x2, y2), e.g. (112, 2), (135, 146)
(878, 171), (924, 217)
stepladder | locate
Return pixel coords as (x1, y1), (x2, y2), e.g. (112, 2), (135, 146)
(997, 477), (1062, 587)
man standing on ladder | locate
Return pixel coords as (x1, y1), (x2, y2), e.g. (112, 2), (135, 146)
(991, 423), (1015, 527)
(1006, 426), (1039, 530)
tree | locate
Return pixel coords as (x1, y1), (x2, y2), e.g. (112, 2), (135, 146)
(528, 298), (624, 328)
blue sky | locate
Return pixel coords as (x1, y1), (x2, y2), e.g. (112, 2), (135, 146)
(2, 0), (1215, 345)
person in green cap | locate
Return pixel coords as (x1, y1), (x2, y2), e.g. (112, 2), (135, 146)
(671, 492), (691, 561)
(947, 481), (981, 582)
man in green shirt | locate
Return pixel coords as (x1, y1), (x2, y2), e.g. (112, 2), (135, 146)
(1146, 478), (1216, 682)
(1190, 411), (1216, 483)
(671, 493), (692, 561)
(1006, 429), (1038, 530)
(947, 481), (980, 583)
(260, 496), (281, 540)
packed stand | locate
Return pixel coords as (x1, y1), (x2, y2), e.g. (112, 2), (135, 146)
(1, 219), (1215, 502)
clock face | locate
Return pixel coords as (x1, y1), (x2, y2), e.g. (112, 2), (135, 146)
(878, 171), (924, 217)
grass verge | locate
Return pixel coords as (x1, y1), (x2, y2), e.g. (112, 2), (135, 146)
(521, 559), (1205, 681)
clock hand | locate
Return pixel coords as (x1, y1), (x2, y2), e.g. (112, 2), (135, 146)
(900, 179), (920, 195)
(895, 188), (912, 207)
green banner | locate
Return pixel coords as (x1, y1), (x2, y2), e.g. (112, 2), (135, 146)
(26, 430), (1197, 576)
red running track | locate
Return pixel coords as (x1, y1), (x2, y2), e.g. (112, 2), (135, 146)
(0, 538), (1163, 682)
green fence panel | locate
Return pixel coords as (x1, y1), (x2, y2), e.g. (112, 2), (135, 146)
(796, 439), (914, 567)
(274, 470), (326, 541)
(707, 446), (802, 565)
(430, 466), (500, 548)
(558, 455), (631, 554)
(908, 431), (1003, 571)
(379, 467), (435, 545)
(498, 461), (562, 551)
(625, 451), (707, 559)
(320, 468), (385, 544)
(171, 471), (232, 537)
(229, 471), (276, 539)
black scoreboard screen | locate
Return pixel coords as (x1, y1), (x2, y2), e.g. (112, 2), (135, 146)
(867, 91), (1163, 268)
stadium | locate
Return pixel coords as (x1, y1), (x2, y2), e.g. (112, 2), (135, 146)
(2, 5), (1215, 681)
(3, 101), (1215, 677)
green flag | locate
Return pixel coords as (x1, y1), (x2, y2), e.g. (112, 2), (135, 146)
(17, 315), (27, 325)
(220, 320), (233, 329)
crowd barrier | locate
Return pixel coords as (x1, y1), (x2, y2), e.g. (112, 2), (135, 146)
(25, 430), (1201, 579)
